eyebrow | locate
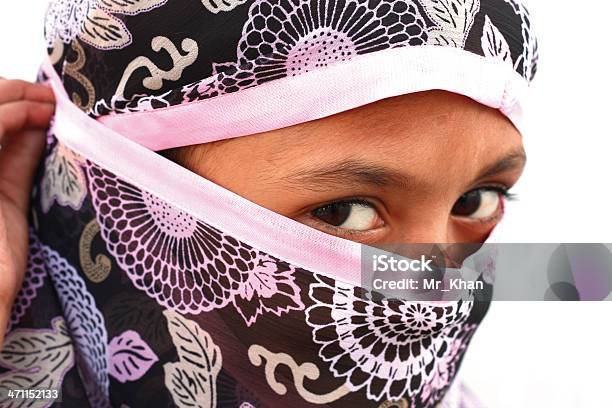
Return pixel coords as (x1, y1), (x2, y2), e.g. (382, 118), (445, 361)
(284, 160), (415, 191)
(282, 148), (527, 192)
(475, 148), (526, 181)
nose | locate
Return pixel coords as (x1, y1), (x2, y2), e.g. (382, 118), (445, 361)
(388, 214), (450, 244)
(381, 214), (482, 267)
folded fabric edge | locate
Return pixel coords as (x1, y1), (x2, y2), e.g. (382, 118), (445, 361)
(91, 45), (529, 151)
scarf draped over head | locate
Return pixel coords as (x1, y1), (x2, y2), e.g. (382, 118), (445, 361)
(45, 0), (537, 150)
(1, 1), (536, 407)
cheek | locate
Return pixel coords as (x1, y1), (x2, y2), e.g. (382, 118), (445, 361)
(450, 228), (491, 244)
(449, 217), (503, 244)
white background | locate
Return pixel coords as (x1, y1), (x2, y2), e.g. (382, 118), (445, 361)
(1, 1), (611, 407)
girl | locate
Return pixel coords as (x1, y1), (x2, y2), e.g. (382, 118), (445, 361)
(0, 0), (537, 406)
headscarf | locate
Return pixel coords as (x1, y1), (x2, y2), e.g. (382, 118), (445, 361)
(1, 1), (537, 407)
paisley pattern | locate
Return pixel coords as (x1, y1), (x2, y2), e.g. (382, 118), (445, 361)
(0, 317), (75, 408)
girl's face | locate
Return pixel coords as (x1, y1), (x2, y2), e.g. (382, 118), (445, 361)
(165, 90), (525, 245)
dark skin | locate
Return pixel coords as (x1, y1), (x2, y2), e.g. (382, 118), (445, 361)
(0, 86), (524, 345)
(164, 90), (525, 245)
(0, 79), (55, 346)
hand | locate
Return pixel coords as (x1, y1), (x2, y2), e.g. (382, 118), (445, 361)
(0, 78), (55, 346)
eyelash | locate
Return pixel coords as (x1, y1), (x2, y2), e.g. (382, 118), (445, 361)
(314, 187), (516, 210)
(482, 185), (517, 201)
(320, 197), (373, 209)
(308, 186), (517, 231)
(308, 197), (382, 236)
(459, 185), (518, 224)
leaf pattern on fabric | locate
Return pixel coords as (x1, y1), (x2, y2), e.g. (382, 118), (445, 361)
(86, 0), (537, 118)
(232, 257), (304, 326)
(163, 310), (222, 408)
(108, 330), (159, 383)
(420, 0), (480, 47)
(80, 8), (132, 50)
(103, 293), (171, 351)
(481, 15), (512, 63)
(45, 0), (169, 50)
(201, 0), (247, 14)
(35, 1), (538, 405)
(99, 0), (169, 14)
(182, 0), (429, 103)
(40, 142), (87, 214)
(503, 0), (538, 81)
(0, 317), (75, 408)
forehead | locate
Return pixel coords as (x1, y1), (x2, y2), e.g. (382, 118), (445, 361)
(267, 91), (523, 167)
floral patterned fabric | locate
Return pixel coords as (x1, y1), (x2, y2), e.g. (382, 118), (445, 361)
(2, 0), (538, 407)
(3, 136), (493, 407)
(43, 0), (538, 118)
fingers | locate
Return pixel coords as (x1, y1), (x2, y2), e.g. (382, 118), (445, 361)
(0, 129), (46, 211)
(0, 79), (56, 140)
(0, 79), (55, 105)
(0, 101), (55, 141)
(0, 79), (54, 212)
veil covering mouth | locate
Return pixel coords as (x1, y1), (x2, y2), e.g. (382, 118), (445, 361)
(2, 0), (536, 407)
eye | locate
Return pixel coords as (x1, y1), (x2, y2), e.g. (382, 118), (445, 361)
(311, 199), (381, 231)
(452, 188), (506, 220)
